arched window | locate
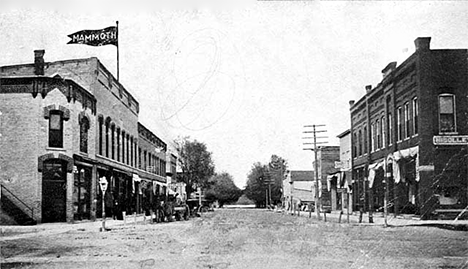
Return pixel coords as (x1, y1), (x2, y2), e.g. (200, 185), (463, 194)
(79, 117), (90, 153)
(111, 125), (115, 159)
(49, 111), (64, 148)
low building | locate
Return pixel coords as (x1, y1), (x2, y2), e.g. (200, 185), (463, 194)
(283, 170), (315, 212)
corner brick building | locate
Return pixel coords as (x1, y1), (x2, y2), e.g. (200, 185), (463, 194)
(0, 51), (174, 224)
(350, 37), (468, 220)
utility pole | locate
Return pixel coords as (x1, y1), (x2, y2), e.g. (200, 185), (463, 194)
(303, 124), (327, 221)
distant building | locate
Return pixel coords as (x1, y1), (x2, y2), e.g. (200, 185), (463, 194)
(315, 146), (340, 211)
(327, 130), (352, 212)
(350, 37), (468, 220)
(283, 170), (315, 205)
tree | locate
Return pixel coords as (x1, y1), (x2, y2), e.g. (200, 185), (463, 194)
(175, 137), (215, 197)
(205, 172), (242, 207)
(244, 155), (288, 207)
(267, 155), (288, 205)
(244, 162), (269, 207)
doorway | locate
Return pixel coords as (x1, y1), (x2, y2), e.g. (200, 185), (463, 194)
(42, 159), (67, 222)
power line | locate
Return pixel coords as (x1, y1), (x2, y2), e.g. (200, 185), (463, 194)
(302, 124), (328, 221)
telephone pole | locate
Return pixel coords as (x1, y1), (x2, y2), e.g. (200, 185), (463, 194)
(303, 124), (328, 220)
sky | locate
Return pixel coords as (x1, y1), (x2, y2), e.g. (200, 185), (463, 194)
(2, 1), (468, 188)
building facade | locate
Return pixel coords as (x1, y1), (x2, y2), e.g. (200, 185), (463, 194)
(0, 50), (175, 224)
(327, 130), (352, 212)
(283, 170), (315, 212)
(350, 37), (468, 220)
(315, 146), (340, 211)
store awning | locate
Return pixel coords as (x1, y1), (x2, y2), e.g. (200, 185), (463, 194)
(368, 160), (385, 188)
(132, 174), (141, 182)
(390, 146), (419, 183)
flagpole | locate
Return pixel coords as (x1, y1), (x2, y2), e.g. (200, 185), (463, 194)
(116, 21), (119, 81)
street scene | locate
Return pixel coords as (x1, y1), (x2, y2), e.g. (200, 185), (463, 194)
(2, 1), (468, 269)
(2, 209), (467, 269)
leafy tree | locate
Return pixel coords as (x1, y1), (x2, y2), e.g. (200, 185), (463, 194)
(267, 155), (288, 205)
(205, 172), (242, 207)
(244, 162), (269, 207)
(244, 155), (288, 207)
(175, 137), (215, 197)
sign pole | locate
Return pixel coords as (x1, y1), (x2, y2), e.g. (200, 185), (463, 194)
(102, 191), (106, 231)
(99, 177), (108, 232)
(116, 21), (120, 81)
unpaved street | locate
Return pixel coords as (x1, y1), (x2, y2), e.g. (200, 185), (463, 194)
(1, 209), (467, 269)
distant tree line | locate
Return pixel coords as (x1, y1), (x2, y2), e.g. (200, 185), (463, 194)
(175, 137), (242, 206)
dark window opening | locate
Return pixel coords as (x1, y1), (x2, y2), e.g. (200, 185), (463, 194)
(79, 117), (89, 153)
(49, 111), (63, 148)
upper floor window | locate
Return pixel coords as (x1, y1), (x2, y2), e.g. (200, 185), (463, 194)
(397, 107), (403, 141)
(49, 111), (64, 148)
(388, 113), (393, 145)
(439, 94), (456, 133)
(404, 102), (410, 138)
(370, 123), (375, 152)
(138, 147), (142, 169)
(376, 119), (381, 149)
(79, 117), (89, 153)
(111, 125), (115, 159)
(363, 126), (367, 154)
(381, 116), (386, 148)
(412, 97), (418, 135)
(358, 130), (362, 156)
(98, 118), (103, 155)
(353, 133), (357, 158)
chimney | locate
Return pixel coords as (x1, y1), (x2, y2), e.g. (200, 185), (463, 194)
(365, 85), (372, 93)
(34, 50), (45, 76)
(414, 37), (431, 51)
(382, 62), (397, 78)
(349, 100), (355, 107)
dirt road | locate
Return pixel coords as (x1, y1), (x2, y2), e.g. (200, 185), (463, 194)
(1, 209), (467, 269)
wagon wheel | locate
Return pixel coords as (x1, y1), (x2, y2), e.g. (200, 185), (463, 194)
(183, 205), (190, 220)
(199, 206), (209, 213)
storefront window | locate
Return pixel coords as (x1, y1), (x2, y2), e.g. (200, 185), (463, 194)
(73, 167), (91, 220)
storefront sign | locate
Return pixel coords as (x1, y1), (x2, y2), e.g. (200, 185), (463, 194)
(417, 165), (435, 172)
(433, 135), (468, 145)
(334, 160), (350, 169)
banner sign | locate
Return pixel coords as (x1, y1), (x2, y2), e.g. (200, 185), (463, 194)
(67, 26), (117, 47)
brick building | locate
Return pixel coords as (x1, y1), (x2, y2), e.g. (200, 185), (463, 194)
(350, 37), (468, 220)
(315, 146), (340, 211)
(0, 50), (174, 224)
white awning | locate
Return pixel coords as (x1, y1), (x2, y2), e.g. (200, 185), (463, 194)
(132, 174), (141, 182)
(368, 160), (385, 188)
(390, 146), (419, 183)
